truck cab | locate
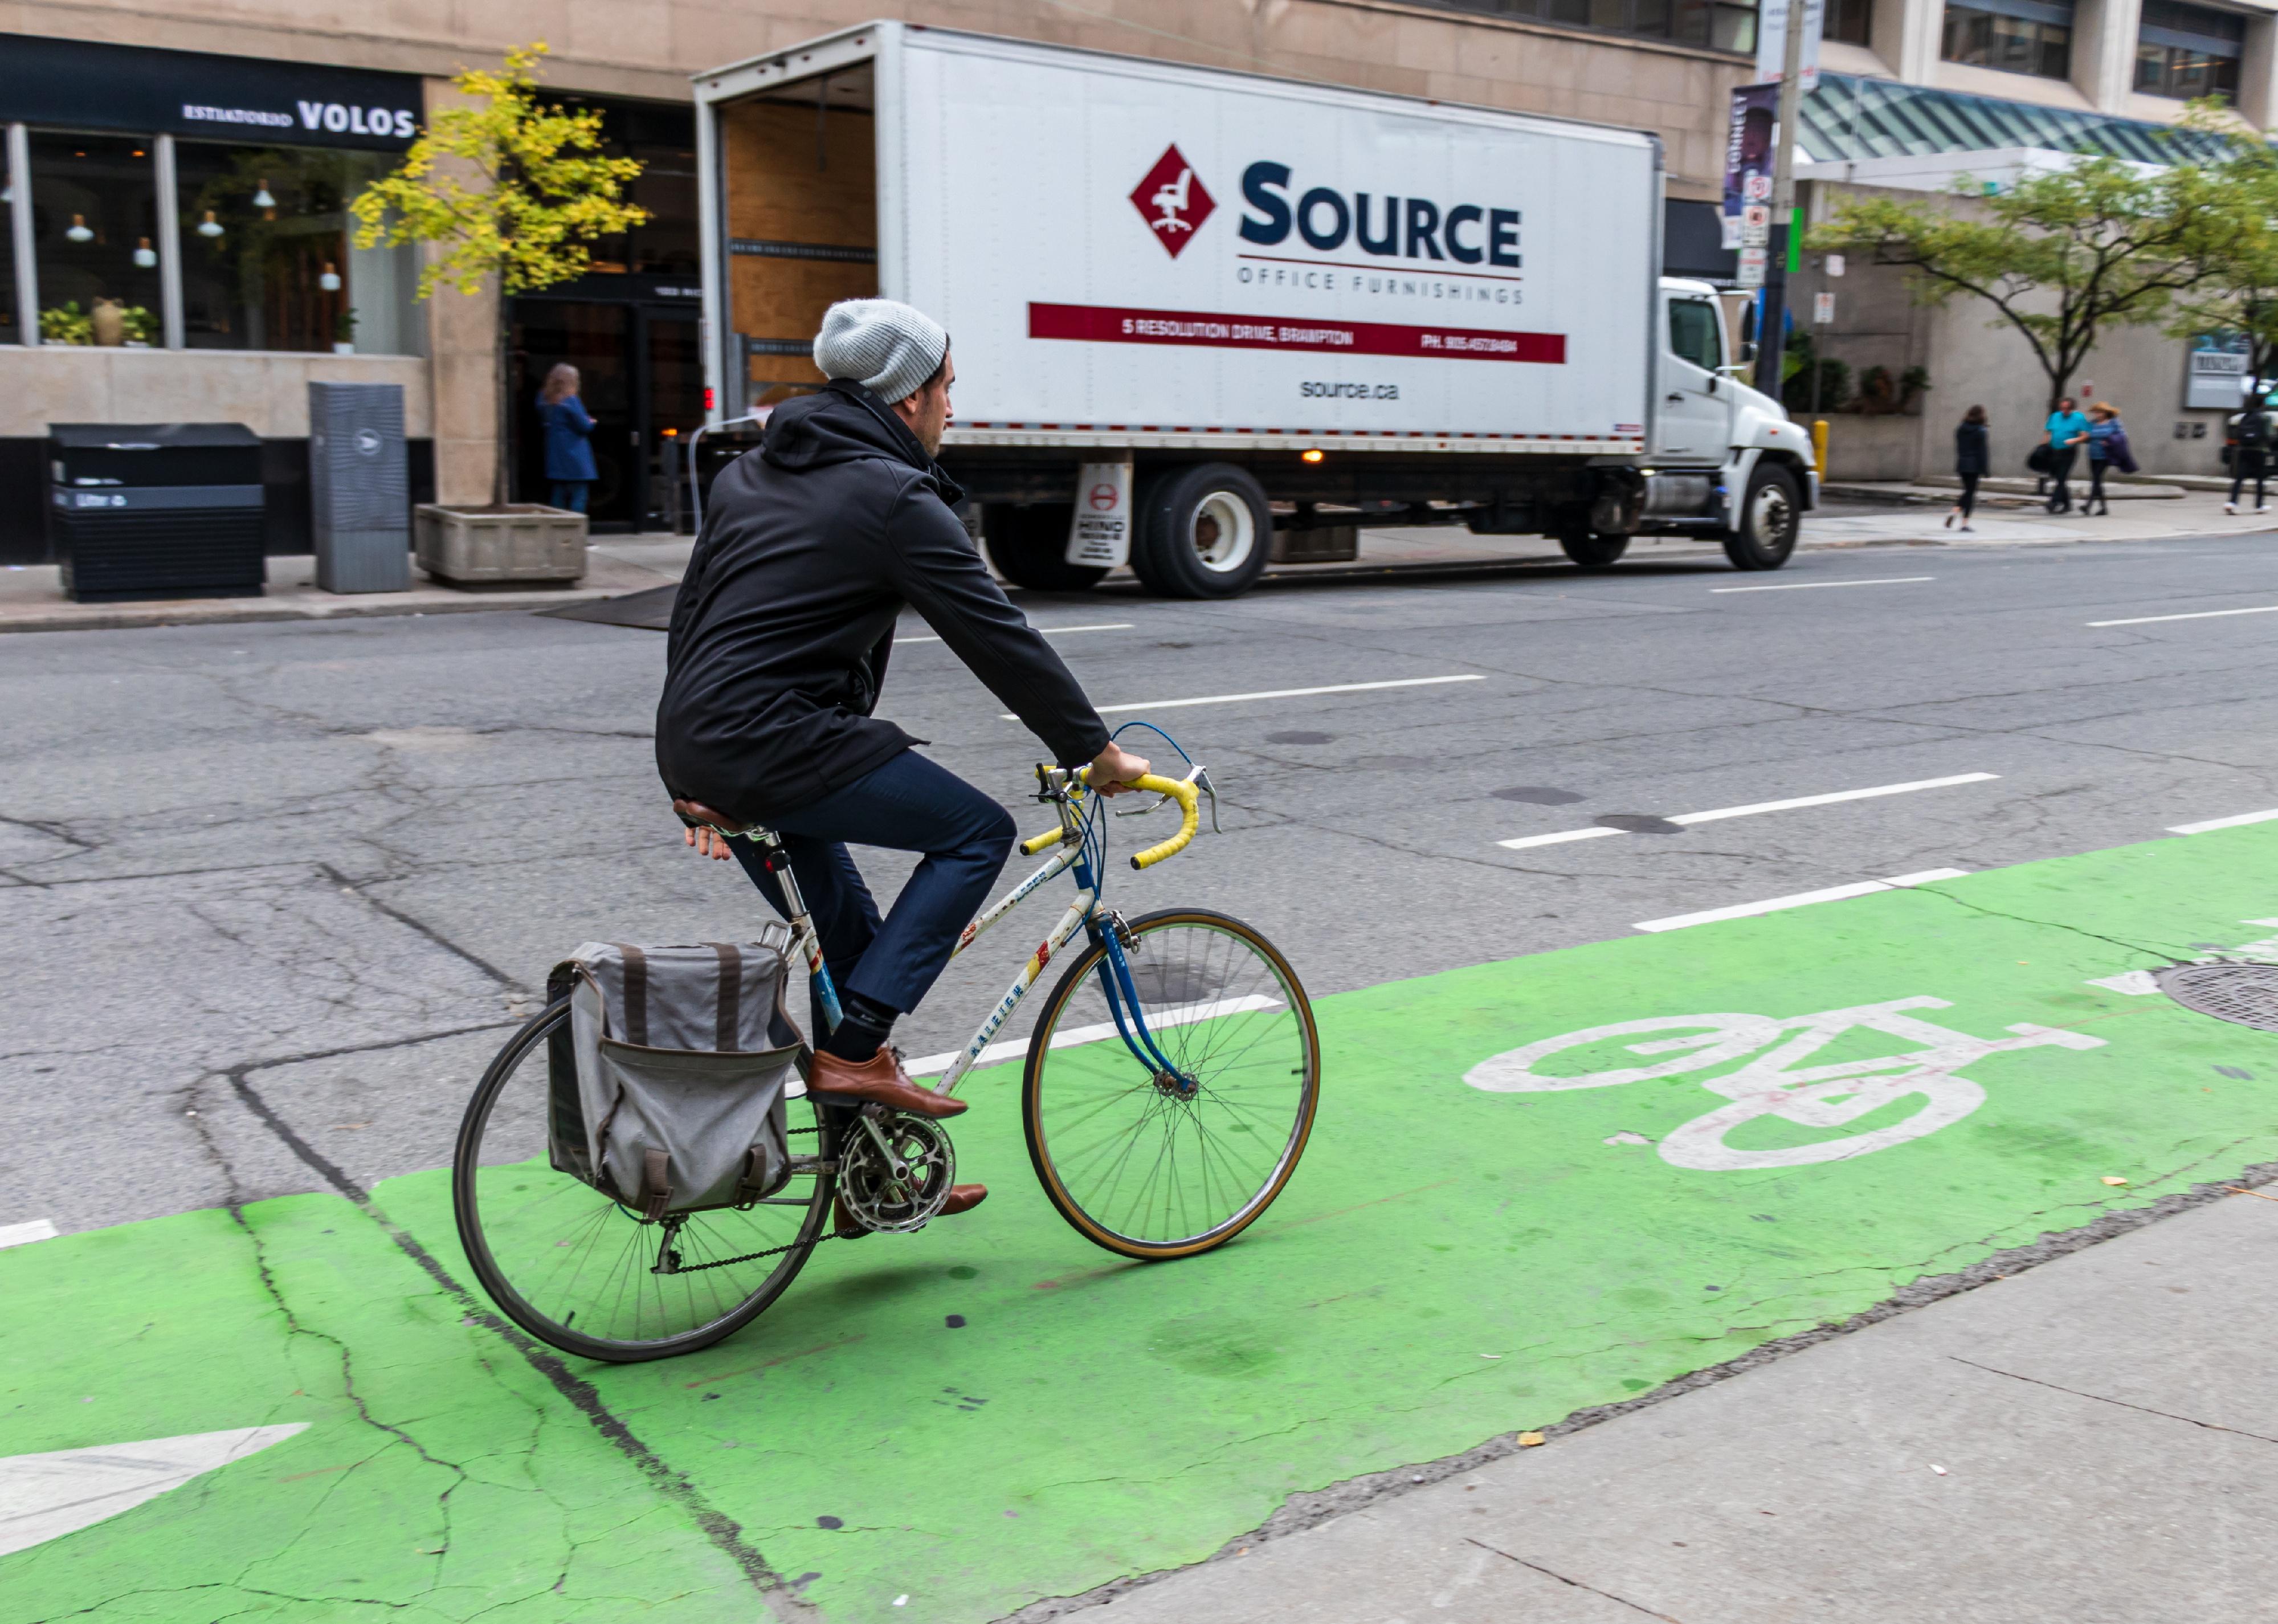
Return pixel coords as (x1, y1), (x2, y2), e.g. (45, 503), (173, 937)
(1620, 276), (1815, 571)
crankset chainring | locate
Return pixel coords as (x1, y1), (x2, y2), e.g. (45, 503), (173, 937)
(838, 1113), (956, 1233)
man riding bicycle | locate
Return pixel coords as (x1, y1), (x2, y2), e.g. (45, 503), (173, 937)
(655, 297), (1150, 1225)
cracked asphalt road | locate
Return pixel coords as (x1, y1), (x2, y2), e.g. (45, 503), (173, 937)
(7, 532), (2278, 1621)
(9, 536), (2278, 1227)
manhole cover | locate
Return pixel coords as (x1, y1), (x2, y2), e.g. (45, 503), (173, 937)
(2155, 962), (2278, 1033)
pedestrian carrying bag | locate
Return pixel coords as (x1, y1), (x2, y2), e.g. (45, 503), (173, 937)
(545, 932), (807, 1220)
(2026, 443), (2057, 475)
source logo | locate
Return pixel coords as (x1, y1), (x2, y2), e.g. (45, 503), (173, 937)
(1130, 145), (1214, 258)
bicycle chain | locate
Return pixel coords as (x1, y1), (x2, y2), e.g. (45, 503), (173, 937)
(669, 1123), (857, 1272)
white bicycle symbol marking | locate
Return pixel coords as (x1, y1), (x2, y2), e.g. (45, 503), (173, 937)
(1464, 997), (2106, 1171)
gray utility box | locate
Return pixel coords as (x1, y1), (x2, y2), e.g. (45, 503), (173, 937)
(308, 381), (410, 593)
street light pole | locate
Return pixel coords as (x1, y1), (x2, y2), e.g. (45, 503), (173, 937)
(1751, 3), (1810, 400)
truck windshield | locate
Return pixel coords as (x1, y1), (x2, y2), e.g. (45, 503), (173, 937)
(1668, 300), (1723, 373)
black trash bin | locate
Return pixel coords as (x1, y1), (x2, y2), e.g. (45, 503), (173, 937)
(47, 423), (266, 602)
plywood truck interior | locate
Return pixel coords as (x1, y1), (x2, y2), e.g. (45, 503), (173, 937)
(721, 67), (878, 413)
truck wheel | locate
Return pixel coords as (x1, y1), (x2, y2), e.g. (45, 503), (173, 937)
(1132, 464), (1273, 598)
(982, 504), (1107, 592)
(1558, 532), (1630, 569)
(1724, 464), (1801, 571)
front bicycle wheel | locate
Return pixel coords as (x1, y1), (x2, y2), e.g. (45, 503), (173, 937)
(452, 1000), (835, 1362)
(1023, 909), (1318, 1260)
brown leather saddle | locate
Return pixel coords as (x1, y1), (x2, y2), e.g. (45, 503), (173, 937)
(671, 798), (757, 836)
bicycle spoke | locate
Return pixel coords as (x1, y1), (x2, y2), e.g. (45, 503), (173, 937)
(1028, 915), (1316, 1255)
(455, 1003), (830, 1359)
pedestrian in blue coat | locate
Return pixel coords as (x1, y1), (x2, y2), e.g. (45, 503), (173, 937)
(537, 363), (598, 513)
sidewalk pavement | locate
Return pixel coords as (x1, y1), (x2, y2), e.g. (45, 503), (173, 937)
(1, 492), (2268, 635)
(0, 537), (692, 635)
(1058, 1182), (2278, 1624)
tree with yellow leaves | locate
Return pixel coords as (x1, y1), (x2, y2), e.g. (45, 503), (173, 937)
(350, 44), (647, 508)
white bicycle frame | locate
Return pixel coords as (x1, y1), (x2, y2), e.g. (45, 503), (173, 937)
(747, 819), (1097, 1099)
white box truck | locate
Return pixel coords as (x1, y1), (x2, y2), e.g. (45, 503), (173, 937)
(692, 22), (1815, 597)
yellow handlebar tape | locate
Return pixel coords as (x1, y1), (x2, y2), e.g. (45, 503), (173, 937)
(1123, 774), (1201, 870)
(1020, 772), (1202, 868)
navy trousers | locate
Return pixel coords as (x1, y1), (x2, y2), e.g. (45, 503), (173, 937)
(729, 749), (1016, 1040)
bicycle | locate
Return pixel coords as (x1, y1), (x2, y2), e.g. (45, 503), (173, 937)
(450, 740), (1319, 1363)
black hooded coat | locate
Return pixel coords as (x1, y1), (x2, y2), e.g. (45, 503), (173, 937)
(655, 381), (1109, 822)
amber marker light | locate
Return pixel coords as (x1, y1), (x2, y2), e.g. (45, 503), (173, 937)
(1301, 448), (1325, 463)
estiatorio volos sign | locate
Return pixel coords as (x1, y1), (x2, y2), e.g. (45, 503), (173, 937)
(1023, 143), (1560, 374)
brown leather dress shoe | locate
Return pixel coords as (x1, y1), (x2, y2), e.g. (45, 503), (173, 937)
(834, 1185), (986, 1238)
(807, 1047), (968, 1119)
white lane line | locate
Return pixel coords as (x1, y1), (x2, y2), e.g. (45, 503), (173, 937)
(2169, 807), (2278, 835)
(1496, 773), (1999, 851)
(1634, 868), (1969, 933)
(2088, 604), (2278, 627)
(1668, 773), (2000, 827)
(1005, 674), (1485, 720)
(1712, 576), (1934, 594)
(904, 622), (1133, 645)
(0, 1219), (58, 1250)
(2087, 970), (2161, 995)
(904, 993), (1284, 1078)
(1496, 826), (1629, 852)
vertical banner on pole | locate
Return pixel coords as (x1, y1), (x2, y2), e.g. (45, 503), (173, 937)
(1756, 0), (1824, 92)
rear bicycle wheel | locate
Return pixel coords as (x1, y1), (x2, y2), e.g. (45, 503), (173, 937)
(1022, 909), (1318, 1259)
(452, 1001), (835, 1362)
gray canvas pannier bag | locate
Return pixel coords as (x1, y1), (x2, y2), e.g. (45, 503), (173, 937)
(548, 930), (808, 1220)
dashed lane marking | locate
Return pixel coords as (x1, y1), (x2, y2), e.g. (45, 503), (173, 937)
(1634, 869), (1970, 933)
(2170, 808), (2278, 835)
(1006, 674), (1485, 719)
(0, 1219), (58, 1250)
(1712, 576), (1935, 593)
(1497, 773), (1999, 851)
(2088, 604), (2278, 627)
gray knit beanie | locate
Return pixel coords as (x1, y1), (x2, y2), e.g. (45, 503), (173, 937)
(813, 299), (949, 404)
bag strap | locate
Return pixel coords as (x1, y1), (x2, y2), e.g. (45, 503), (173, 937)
(707, 942), (742, 1052)
(640, 1146), (672, 1222)
(614, 944), (649, 1046)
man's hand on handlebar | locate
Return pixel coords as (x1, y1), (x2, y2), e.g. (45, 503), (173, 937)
(684, 825), (737, 861)
(1087, 741), (1152, 796)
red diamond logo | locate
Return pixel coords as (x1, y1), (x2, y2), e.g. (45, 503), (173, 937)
(1130, 144), (1213, 258)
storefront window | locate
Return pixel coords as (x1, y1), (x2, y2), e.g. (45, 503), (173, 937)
(1942, 0), (2075, 77)
(1825, 0), (1873, 46)
(2, 150), (18, 344)
(554, 98), (699, 280)
(1406, 0), (1759, 54)
(2136, 0), (2243, 99)
(173, 142), (417, 354)
(30, 132), (162, 345)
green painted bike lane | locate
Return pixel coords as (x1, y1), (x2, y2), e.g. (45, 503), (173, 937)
(9, 825), (2278, 1622)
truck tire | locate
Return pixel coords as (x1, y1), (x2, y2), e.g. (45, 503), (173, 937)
(982, 504), (1107, 592)
(1558, 532), (1631, 569)
(1132, 464), (1273, 598)
(1724, 463), (1801, 571)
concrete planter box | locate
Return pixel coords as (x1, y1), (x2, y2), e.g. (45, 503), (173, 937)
(414, 504), (587, 585)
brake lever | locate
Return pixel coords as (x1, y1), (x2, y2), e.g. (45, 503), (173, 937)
(1112, 764), (1219, 834)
